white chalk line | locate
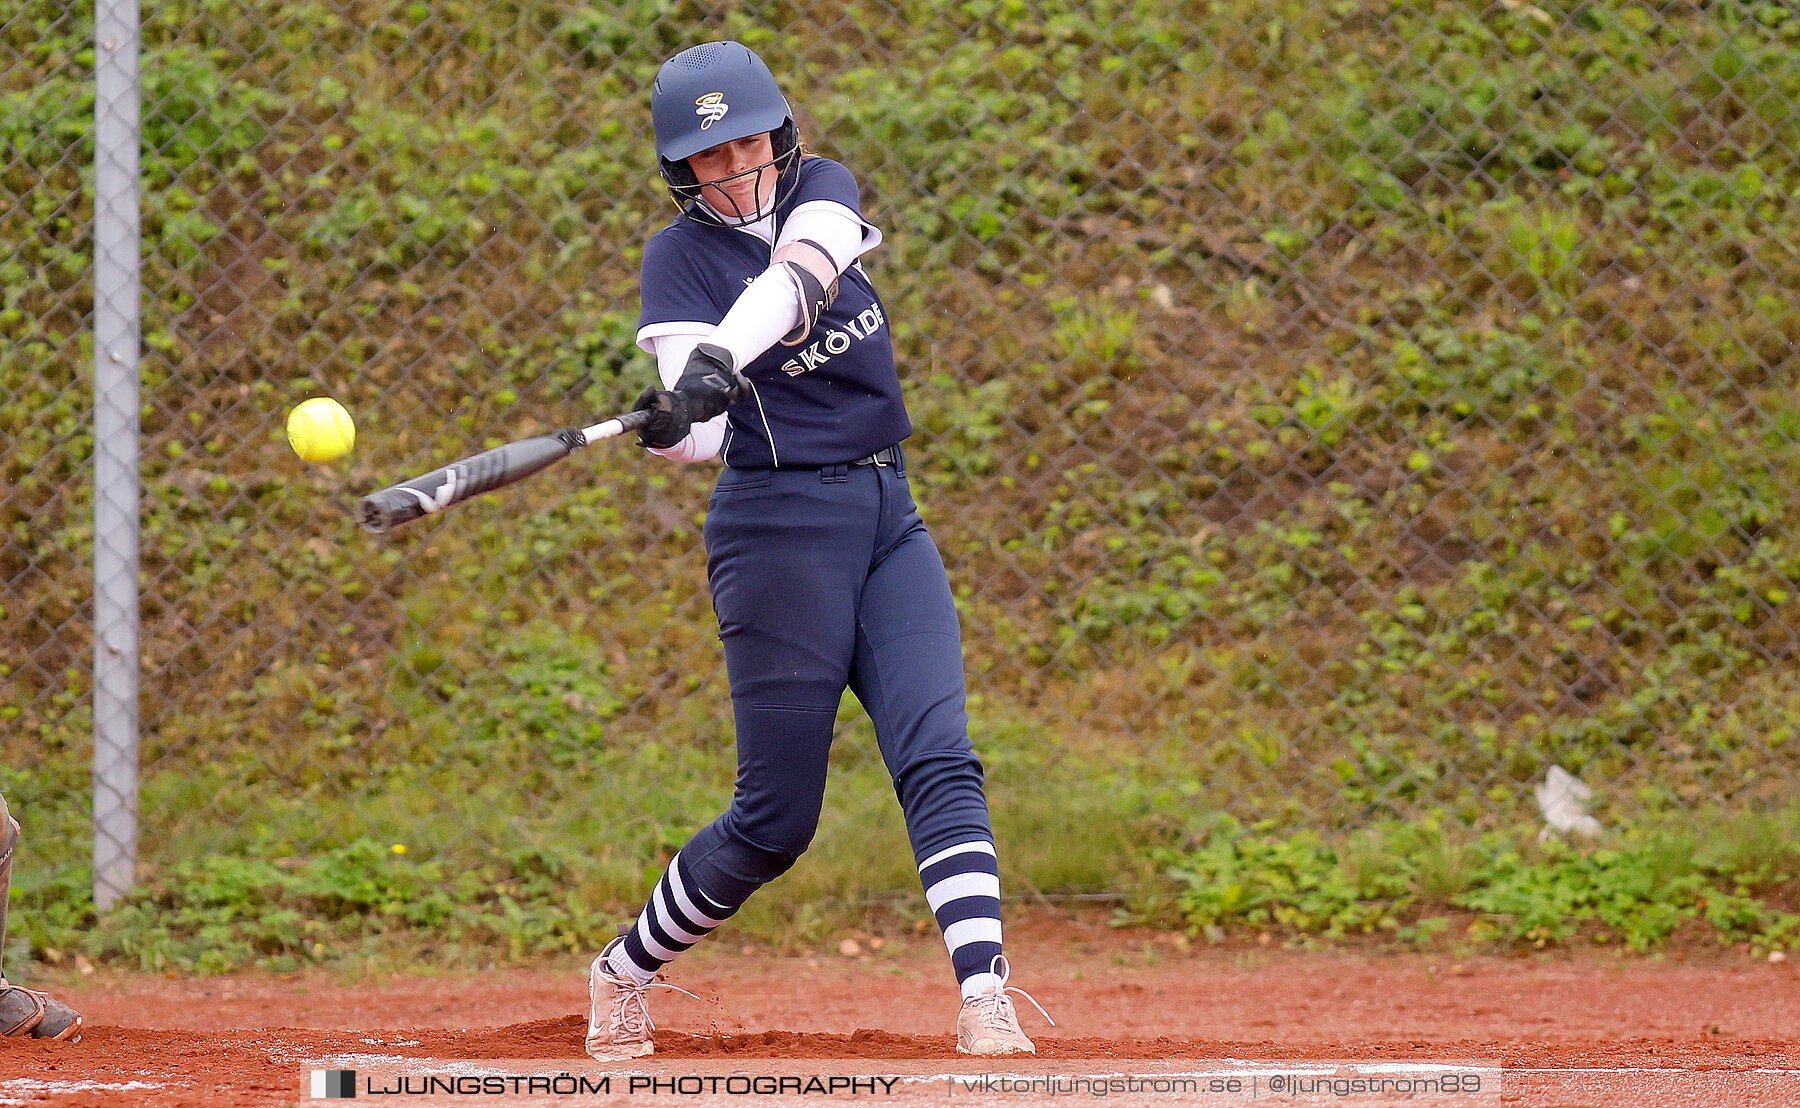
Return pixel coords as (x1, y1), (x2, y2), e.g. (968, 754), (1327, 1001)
(0, 1078), (169, 1106)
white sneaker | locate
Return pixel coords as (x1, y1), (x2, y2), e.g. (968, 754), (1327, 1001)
(956, 955), (1054, 1056)
(584, 938), (698, 1061)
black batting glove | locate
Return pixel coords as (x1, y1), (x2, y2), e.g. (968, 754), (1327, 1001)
(672, 342), (750, 424)
(631, 386), (691, 450)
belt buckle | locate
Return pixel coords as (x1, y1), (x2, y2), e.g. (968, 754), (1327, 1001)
(872, 447), (891, 467)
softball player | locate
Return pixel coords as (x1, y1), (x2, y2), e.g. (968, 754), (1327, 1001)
(585, 41), (1052, 1060)
(0, 791), (82, 1041)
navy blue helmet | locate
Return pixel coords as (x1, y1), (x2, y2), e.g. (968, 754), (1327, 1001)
(651, 41), (801, 221)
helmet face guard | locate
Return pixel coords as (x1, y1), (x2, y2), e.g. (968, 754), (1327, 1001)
(652, 42), (801, 224)
(660, 120), (800, 224)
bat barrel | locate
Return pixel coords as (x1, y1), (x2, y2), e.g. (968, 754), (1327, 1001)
(357, 488), (421, 534)
(355, 431), (586, 535)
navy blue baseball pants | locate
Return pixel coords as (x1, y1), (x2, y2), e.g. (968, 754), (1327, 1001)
(674, 447), (994, 908)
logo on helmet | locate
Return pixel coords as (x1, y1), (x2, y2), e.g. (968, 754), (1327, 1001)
(694, 92), (729, 130)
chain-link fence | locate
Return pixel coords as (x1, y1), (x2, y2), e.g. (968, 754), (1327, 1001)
(4, 1), (1799, 909)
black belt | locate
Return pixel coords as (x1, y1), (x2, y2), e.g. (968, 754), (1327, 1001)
(851, 446), (899, 467)
(729, 445), (903, 481)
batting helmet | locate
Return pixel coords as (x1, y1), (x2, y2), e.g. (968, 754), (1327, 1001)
(651, 41), (801, 219)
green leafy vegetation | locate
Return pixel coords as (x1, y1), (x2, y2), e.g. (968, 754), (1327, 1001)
(13, 802), (1797, 973)
(1137, 810), (1800, 955)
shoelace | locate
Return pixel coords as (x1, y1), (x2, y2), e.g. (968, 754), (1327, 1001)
(593, 965), (700, 1039)
(967, 955), (1056, 1030)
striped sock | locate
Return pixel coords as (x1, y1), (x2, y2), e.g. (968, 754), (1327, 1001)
(608, 852), (736, 985)
(919, 840), (1005, 1001)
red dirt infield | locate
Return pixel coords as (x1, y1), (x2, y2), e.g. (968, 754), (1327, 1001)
(2, 910), (1795, 1106)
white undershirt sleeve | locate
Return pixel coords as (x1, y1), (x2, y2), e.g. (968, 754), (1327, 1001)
(640, 330), (726, 463)
(706, 270), (805, 368)
(707, 201), (879, 371)
(774, 200), (879, 265)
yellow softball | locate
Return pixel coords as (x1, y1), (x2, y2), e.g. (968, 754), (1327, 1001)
(286, 397), (356, 463)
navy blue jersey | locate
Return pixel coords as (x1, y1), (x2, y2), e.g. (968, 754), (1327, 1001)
(638, 157), (911, 468)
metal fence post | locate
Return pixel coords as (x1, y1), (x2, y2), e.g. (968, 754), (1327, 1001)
(91, 0), (142, 911)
